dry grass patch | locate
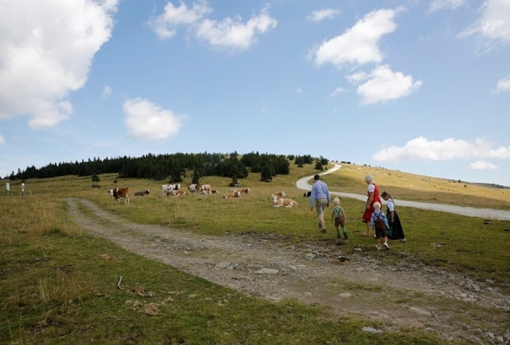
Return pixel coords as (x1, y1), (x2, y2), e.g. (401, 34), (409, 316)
(327, 163), (510, 210)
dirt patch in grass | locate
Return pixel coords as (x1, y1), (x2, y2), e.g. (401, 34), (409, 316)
(65, 198), (510, 344)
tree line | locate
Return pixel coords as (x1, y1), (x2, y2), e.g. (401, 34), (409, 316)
(7, 152), (329, 184)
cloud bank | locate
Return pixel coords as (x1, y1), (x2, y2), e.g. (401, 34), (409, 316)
(459, 0), (510, 52)
(150, 1), (277, 52)
(312, 8), (399, 68)
(123, 98), (186, 140)
(373, 137), (510, 169)
(307, 9), (340, 22)
(0, 0), (119, 129)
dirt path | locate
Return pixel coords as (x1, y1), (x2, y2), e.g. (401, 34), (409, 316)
(65, 198), (509, 344)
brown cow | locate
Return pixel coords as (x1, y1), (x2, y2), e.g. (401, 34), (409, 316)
(168, 190), (187, 197)
(200, 184), (212, 195)
(272, 195), (298, 207)
(223, 191), (241, 199)
(270, 191), (286, 199)
(109, 187), (130, 204)
(187, 183), (200, 193)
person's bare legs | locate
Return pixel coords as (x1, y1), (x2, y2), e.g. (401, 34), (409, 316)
(318, 212), (326, 230)
(384, 236), (390, 250)
(364, 221), (370, 236)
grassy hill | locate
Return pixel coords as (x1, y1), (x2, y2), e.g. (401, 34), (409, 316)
(1, 161), (509, 344)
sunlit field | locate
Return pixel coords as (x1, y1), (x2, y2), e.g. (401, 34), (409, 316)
(1, 161), (509, 344)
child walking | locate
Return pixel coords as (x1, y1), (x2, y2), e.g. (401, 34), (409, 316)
(381, 191), (406, 242)
(370, 201), (390, 250)
(331, 197), (348, 239)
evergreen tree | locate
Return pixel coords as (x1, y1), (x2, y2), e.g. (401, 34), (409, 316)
(295, 156), (304, 167)
(260, 163), (274, 182)
(92, 174), (100, 188)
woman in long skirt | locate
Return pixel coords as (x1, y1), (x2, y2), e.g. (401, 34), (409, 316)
(381, 191), (406, 242)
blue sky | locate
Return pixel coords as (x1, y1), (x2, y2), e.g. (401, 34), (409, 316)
(1, 0), (509, 186)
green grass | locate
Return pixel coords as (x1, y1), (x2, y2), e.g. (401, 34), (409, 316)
(1, 161), (509, 344)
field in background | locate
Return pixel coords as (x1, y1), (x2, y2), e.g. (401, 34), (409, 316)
(327, 163), (510, 210)
(1, 161), (509, 344)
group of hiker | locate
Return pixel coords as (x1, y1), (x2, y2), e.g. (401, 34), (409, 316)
(309, 173), (406, 250)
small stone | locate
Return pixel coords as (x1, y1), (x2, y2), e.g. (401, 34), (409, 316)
(409, 307), (432, 317)
(338, 292), (351, 298)
(254, 268), (279, 275)
(362, 327), (382, 334)
(305, 253), (315, 260)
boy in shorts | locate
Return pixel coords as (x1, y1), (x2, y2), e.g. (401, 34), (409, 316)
(370, 202), (390, 250)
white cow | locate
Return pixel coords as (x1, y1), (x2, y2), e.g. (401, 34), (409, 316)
(161, 184), (180, 197)
(200, 184), (212, 195)
(187, 183), (200, 193)
(224, 191), (241, 199)
(272, 195), (298, 207)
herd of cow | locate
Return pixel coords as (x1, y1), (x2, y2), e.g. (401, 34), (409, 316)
(108, 184), (304, 207)
(108, 184), (252, 203)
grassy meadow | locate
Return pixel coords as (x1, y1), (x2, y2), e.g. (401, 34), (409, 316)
(1, 162), (509, 344)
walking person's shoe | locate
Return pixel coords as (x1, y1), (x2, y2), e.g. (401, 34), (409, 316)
(343, 232), (348, 240)
(384, 242), (390, 250)
(375, 245), (381, 250)
(320, 228), (327, 233)
(401, 238), (407, 243)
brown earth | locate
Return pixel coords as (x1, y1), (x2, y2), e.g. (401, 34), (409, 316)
(65, 198), (510, 345)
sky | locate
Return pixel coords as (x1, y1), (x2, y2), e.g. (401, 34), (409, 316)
(0, 0), (509, 186)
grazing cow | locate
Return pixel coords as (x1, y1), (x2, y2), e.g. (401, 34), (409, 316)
(187, 183), (200, 193)
(272, 195), (298, 207)
(200, 184), (212, 195)
(134, 189), (151, 196)
(303, 191), (311, 197)
(161, 184), (180, 197)
(168, 190), (186, 197)
(223, 191), (241, 199)
(232, 188), (250, 194)
(109, 187), (130, 204)
(271, 191), (286, 199)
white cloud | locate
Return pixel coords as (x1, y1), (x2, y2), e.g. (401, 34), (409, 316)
(373, 137), (510, 162)
(349, 65), (422, 104)
(123, 98), (187, 141)
(496, 77), (510, 93)
(149, 0), (211, 39)
(102, 85), (113, 98)
(429, 0), (465, 13)
(468, 160), (498, 170)
(459, 0), (510, 51)
(307, 9), (340, 22)
(0, 133), (5, 145)
(312, 8), (400, 68)
(0, 0), (119, 129)
(295, 87), (303, 94)
(195, 7), (277, 51)
(329, 87), (346, 98)
(150, 1), (277, 51)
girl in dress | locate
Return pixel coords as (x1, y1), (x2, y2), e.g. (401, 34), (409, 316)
(362, 174), (381, 236)
(381, 191), (406, 242)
